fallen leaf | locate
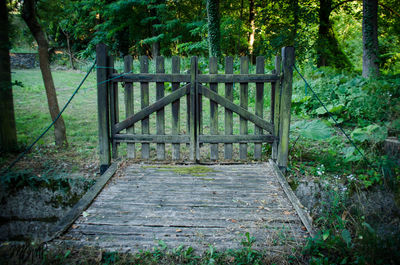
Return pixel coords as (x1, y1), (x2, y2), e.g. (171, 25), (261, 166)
(72, 225), (78, 229)
(283, 211), (291, 215)
(176, 229), (182, 233)
(230, 219), (237, 223)
(301, 226), (307, 231)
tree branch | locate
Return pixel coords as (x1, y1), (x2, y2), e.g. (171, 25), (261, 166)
(379, 3), (400, 18)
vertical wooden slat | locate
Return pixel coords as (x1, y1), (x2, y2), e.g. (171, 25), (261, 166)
(108, 56), (119, 159)
(171, 56), (180, 160)
(254, 56), (264, 160)
(198, 69), (203, 141)
(96, 44), (110, 174)
(224, 56), (233, 160)
(186, 71), (190, 148)
(209, 57), (218, 160)
(124, 55), (135, 159)
(156, 56), (165, 160)
(277, 47), (294, 171)
(240, 56), (249, 160)
(140, 56), (150, 159)
(272, 55), (282, 161)
(190, 57), (198, 161)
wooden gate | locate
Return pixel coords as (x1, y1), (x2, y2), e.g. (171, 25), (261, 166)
(96, 44), (294, 174)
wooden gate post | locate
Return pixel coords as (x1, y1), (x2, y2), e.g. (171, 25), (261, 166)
(272, 55), (282, 161)
(96, 43), (111, 174)
(277, 46), (294, 171)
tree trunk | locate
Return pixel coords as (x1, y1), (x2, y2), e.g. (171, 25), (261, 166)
(316, 0), (350, 68)
(22, 0), (67, 147)
(66, 33), (75, 70)
(206, 0), (221, 57)
(248, 0), (255, 63)
(0, 0), (17, 152)
(362, 0), (379, 77)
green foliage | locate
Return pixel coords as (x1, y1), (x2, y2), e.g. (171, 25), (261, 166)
(351, 124), (388, 144)
(304, 191), (400, 264)
(292, 119), (334, 140)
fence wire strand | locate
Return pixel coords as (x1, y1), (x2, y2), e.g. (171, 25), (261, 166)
(293, 64), (374, 169)
(1, 61), (133, 175)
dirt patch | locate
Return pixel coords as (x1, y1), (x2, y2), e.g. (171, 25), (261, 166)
(0, 172), (94, 242)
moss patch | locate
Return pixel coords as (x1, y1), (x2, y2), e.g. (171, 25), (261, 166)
(146, 165), (218, 176)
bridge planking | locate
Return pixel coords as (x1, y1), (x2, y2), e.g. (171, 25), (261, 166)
(60, 163), (310, 253)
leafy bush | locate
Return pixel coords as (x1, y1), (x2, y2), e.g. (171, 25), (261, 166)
(292, 68), (400, 127)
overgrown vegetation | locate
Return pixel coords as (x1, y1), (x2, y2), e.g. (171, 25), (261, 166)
(0, 233), (303, 265)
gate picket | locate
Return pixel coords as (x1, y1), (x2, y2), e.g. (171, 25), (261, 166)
(140, 56), (150, 159)
(254, 56), (265, 160)
(156, 57), (165, 160)
(209, 57), (219, 160)
(224, 57), (234, 160)
(171, 56), (181, 160)
(124, 55), (135, 159)
(240, 56), (249, 160)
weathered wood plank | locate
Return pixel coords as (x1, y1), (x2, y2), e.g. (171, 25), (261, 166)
(199, 135), (274, 143)
(111, 73), (190, 83)
(171, 56), (181, 160)
(114, 134), (189, 143)
(190, 57), (198, 161)
(114, 84), (189, 133)
(224, 57), (234, 160)
(272, 55), (282, 160)
(156, 57), (165, 160)
(112, 73), (278, 83)
(209, 57), (218, 160)
(140, 56), (150, 159)
(107, 57), (118, 159)
(269, 159), (314, 236)
(124, 55), (135, 159)
(198, 85), (273, 133)
(277, 47), (294, 170)
(96, 44), (110, 174)
(240, 56), (249, 160)
(197, 74), (279, 83)
(254, 56), (264, 160)
(45, 162), (118, 242)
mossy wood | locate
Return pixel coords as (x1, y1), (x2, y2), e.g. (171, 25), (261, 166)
(96, 44), (294, 166)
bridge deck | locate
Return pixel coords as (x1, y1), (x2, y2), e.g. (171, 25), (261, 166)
(60, 162), (310, 253)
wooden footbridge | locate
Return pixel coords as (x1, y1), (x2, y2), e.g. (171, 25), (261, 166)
(51, 45), (313, 253)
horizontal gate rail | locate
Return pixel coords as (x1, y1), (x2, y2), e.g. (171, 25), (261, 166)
(111, 73), (191, 83)
(96, 43), (294, 169)
(198, 85), (274, 133)
(199, 135), (275, 144)
(114, 134), (190, 143)
(197, 74), (279, 83)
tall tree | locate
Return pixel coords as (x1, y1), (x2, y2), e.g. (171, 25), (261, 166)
(248, 0), (255, 61)
(316, 0), (351, 68)
(206, 0), (221, 57)
(22, 0), (67, 146)
(0, 0), (17, 152)
(362, 0), (379, 77)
